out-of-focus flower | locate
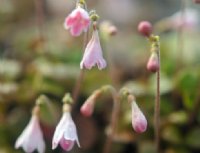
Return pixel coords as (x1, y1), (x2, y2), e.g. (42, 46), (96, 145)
(100, 21), (118, 37)
(80, 29), (107, 70)
(64, 6), (90, 36)
(131, 100), (147, 133)
(138, 21), (153, 37)
(193, 0), (200, 4)
(15, 115), (45, 153)
(168, 9), (199, 29)
(52, 112), (80, 151)
(147, 52), (159, 73)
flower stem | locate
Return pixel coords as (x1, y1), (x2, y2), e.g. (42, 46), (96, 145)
(102, 86), (120, 153)
(34, 0), (45, 42)
(154, 45), (160, 153)
(72, 31), (89, 104)
(176, 0), (186, 68)
(101, 29), (120, 153)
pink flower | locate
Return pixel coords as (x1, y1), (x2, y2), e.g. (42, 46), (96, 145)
(15, 115), (45, 153)
(147, 52), (159, 73)
(80, 30), (107, 70)
(52, 112), (80, 151)
(169, 9), (199, 29)
(131, 101), (147, 133)
(64, 6), (90, 36)
(80, 98), (95, 117)
(138, 21), (153, 37)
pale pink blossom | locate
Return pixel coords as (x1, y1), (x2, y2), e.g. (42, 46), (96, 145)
(131, 101), (147, 133)
(64, 6), (90, 36)
(52, 112), (80, 151)
(15, 115), (45, 153)
(169, 9), (199, 29)
(80, 30), (107, 70)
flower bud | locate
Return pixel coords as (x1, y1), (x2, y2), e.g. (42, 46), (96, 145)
(80, 90), (101, 117)
(147, 52), (159, 73)
(80, 99), (95, 117)
(138, 21), (153, 37)
(131, 101), (147, 133)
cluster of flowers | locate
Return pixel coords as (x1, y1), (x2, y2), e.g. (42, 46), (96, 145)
(15, 94), (80, 153)
(14, 1), (151, 153)
(64, 1), (107, 70)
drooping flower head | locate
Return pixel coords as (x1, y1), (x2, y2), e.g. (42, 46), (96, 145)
(64, 6), (90, 36)
(80, 28), (107, 70)
(130, 97), (147, 133)
(15, 112), (45, 153)
(52, 102), (80, 151)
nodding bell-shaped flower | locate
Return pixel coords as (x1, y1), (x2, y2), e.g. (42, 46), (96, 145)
(131, 100), (147, 133)
(52, 111), (80, 151)
(64, 6), (90, 36)
(15, 115), (45, 153)
(80, 29), (107, 70)
(147, 52), (159, 73)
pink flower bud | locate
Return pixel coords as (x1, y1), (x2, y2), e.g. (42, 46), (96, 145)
(80, 29), (107, 70)
(108, 25), (118, 36)
(138, 21), (153, 37)
(80, 99), (94, 117)
(131, 101), (147, 133)
(147, 52), (159, 73)
(64, 6), (90, 37)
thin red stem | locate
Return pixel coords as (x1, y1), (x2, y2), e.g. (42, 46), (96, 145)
(154, 48), (160, 153)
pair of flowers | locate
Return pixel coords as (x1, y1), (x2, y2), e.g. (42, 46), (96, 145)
(15, 104), (80, 153)
(65, 6), (106, 70)
(80, 89), (147, 134)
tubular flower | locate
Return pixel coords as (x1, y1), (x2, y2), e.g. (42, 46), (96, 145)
(15, 115), (45, 153)
(64, 6), (90, 36)
(52, 112), (80, 151)
(131, 101), (147, 133)
(80, 29), (107, 70)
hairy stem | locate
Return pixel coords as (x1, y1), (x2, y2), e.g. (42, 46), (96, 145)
(155, 47), (160, 153)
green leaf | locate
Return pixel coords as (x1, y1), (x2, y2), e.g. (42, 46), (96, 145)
(185, 127), (200, 149)
(162, 125), (183, 144)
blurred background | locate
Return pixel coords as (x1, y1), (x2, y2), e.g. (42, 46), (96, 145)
(0, 0), (200, 153)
